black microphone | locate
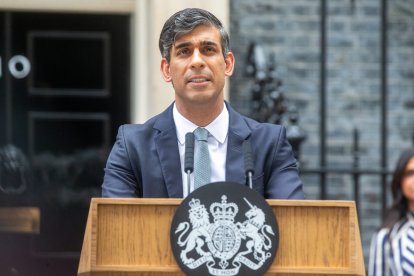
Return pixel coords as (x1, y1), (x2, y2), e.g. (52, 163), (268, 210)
(242, 139), (255, 189)
(184, 132), (195, 195)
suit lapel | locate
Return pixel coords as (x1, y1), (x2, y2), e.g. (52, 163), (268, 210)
(225, 103), (251, 185)
(154, 104), (183, 198)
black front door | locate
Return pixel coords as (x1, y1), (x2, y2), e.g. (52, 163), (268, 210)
(0, 12), (130, 276)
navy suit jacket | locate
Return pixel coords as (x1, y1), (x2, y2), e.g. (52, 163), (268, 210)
(102, 102), (304, 199)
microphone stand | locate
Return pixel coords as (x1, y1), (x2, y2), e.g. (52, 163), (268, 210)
(186, 169), (192, 195)
(184, 132), (195, 196)
(243, 140), (255, 190)
(247, 171), (253, 189)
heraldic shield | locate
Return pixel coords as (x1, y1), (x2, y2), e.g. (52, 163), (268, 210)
(170, 182), (279, 276)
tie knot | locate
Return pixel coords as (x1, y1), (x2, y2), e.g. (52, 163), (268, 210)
(194, 127), (208, 141)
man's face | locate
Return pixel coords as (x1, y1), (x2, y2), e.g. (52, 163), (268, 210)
(160, 25), (234, 109)
(402, 156), (414, 211)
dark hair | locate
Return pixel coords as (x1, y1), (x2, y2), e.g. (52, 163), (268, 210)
(382, 147), (414, 229)
(159, 8), (230, 63)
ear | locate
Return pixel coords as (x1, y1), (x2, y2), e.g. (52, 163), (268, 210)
(160, 58), (172, 82)
(224, 52), (235, 77)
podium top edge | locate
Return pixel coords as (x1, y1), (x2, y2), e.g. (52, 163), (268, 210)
(92, 198), (183, 205)
(91, 198), (355, 208)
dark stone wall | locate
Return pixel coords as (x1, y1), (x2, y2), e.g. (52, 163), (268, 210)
(229, 0), (414, 265)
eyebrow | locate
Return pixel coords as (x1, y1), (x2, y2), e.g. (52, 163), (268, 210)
(174, 40), (219, 49)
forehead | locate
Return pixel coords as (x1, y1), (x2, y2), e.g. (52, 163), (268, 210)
(406, 157), (414, 169)
(174, 25), (221, 46)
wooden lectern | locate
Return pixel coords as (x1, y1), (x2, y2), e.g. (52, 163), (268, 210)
(78, 198), (365, 276)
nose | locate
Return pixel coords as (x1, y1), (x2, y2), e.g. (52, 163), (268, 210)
(190, 49), (205, 69)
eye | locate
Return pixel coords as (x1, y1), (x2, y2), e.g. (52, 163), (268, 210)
(404, 170), (414, 178)
(177, 48), (190, 56)
(203, 46), (216, 54)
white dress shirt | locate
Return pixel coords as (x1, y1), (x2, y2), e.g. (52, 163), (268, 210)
(173, 103), (229, 197)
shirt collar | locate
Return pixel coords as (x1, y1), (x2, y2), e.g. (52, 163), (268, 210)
(173, 103), (229, 145)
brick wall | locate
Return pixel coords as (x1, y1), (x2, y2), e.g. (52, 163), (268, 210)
(229, 0), (414, 267)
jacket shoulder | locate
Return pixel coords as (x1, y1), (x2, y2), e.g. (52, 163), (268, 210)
(117, 105), (173, 138)
(241, 114), (285, 135)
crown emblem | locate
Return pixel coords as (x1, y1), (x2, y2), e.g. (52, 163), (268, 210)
(188, 198), (207, 215)
(210, 195), (238, 222)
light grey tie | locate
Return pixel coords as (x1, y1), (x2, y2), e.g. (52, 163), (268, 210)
(193, 127), (211, 189)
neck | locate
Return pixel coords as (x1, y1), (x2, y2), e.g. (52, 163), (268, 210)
(177, 101), (224, 127)
(409, 201), (414, 213)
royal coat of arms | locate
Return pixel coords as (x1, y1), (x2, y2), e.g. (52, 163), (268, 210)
(171, 183), (278, 276)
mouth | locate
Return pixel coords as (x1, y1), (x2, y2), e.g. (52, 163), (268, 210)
(189, 78), (209, 83)
(187, 75), (211, 84)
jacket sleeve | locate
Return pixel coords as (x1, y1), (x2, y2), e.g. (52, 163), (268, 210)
(101, 125), (141, 197)
(265, 126), (304, 199)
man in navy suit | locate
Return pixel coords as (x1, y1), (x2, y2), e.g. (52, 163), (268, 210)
(102, 8), (304, 199)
